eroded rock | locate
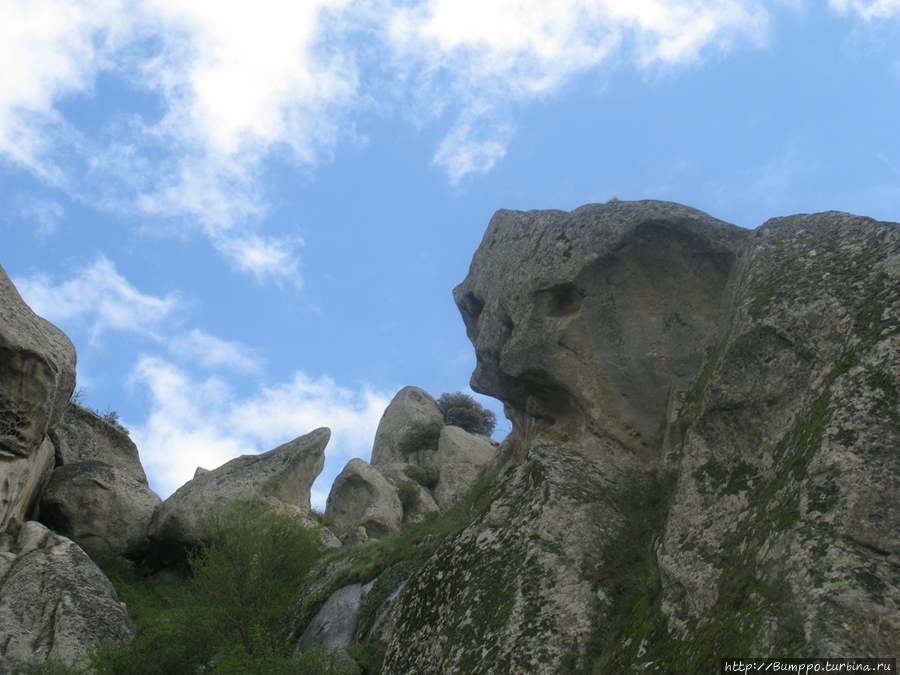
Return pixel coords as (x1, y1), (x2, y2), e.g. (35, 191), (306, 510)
(39, 460), (161, 559)
(432, 425), (495, 510)
(0, 521), (134, 673)
(56, 403), (148, 484)
(371, 386), (444, 467)
(148, 427), (329, 561)
(0, 264), (76, 532)
(325, 458), (403, 538)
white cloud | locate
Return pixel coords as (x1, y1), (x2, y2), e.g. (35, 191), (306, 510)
(0, 0), (133, 182)
(168, 329), (262, 373)
(213, 233), (305, 288)
(130, 356), (392, 506)
(0, 0), (776, 202)
(829, 0), (900, 19)
(18, 198), (65, 236)
(13, 255), (181, 340)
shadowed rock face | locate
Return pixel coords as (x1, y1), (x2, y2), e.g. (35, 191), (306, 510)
(454, 201), (747, 457)
(0, 264), (76, 533)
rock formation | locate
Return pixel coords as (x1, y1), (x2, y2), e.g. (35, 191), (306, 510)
(2, 200), (898, 674)
(0, 521), (134, 673)
(38, 403), (161, 559)
(371, 386), (445, 467)
(148, 427), (329, 563)
(326, 385), (498, 536)
(373, 201), (900, 672)
(0, 263), (76, 532)
(325, 458), (404, 538)
(39, 460), (161, 559)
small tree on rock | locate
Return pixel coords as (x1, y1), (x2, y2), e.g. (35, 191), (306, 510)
(436, 392), (497, 436)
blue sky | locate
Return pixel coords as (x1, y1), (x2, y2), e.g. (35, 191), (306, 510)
(2, 0), (899, 508)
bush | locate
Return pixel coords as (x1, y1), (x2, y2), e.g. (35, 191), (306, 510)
(189, 502), (323, 657)
(81, 501), (325, 675)
(396, 480), (421, 512)
(403, 464), (440, 490)
(396, 418), (443, 456)
(436, 392), (497, 436)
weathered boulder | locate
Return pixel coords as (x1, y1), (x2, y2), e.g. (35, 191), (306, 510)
(56, 403), (148, 484)
(0, 521), (134, 673)
(148, 427), (329, 561)
(39, 460), (161, 559)
(370, 386), (444, 466)
(432, 425), (495, 510)
(325, 458), (403, 538)
(0, 438), (55, 535)
(0, 263), (76, 532)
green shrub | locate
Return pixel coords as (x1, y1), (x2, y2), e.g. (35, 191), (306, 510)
(82, 501), (325, 675)
(403, 464), (440, 489)
(436, 392), (497, 436)
(189, 502), (323, 657)
(396, 418), (443, 455)
(396, 480), (421, 512)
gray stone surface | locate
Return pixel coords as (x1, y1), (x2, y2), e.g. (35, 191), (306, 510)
(0, 263), (76, 532)
(56, 403), (148, 484)
(0, 521), (134, 673)
(453, 201), (745, 458)
(296, 581), (374, 652)
(432, 425), (495, 510)
(325, 458), (403, 537)
(378, 202), (900, 672)
(148, 427), (329, 559)
(370, 386), (444, 466)
(39, 460), (161, 559)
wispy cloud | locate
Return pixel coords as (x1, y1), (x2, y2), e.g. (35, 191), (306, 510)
(168, 329), (262, 373)
(18, 198), (65, 237)
(13, 255), (181, 341)
(130, 356), (392, 504)
(829, 0), (900, 19)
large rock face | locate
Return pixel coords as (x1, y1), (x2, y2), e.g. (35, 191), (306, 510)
(148, 427), (329, 561)
(454, 201), (744, 456)
(0, 521), (134, 674)
(0, 263), (76, 532)
(377, 202), (900, 672)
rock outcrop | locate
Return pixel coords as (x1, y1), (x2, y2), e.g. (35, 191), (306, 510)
(39, 460), (161, 559)
(0, 521), (134, 674)
(0, 263), (76, 532)
(38, 403), (161, 559)
(372, 201), (900, 673)
(371, 386), (444, 467)
(56, 403), (149, 484)
(432, 425), (495, 510)
(148, 427), (329, 562)
(325, 458), (404, 538)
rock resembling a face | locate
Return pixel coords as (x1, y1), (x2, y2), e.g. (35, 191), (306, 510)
(454, 201), (747, 458)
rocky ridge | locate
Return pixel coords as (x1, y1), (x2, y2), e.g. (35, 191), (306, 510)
(0, 200), (898, 673)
